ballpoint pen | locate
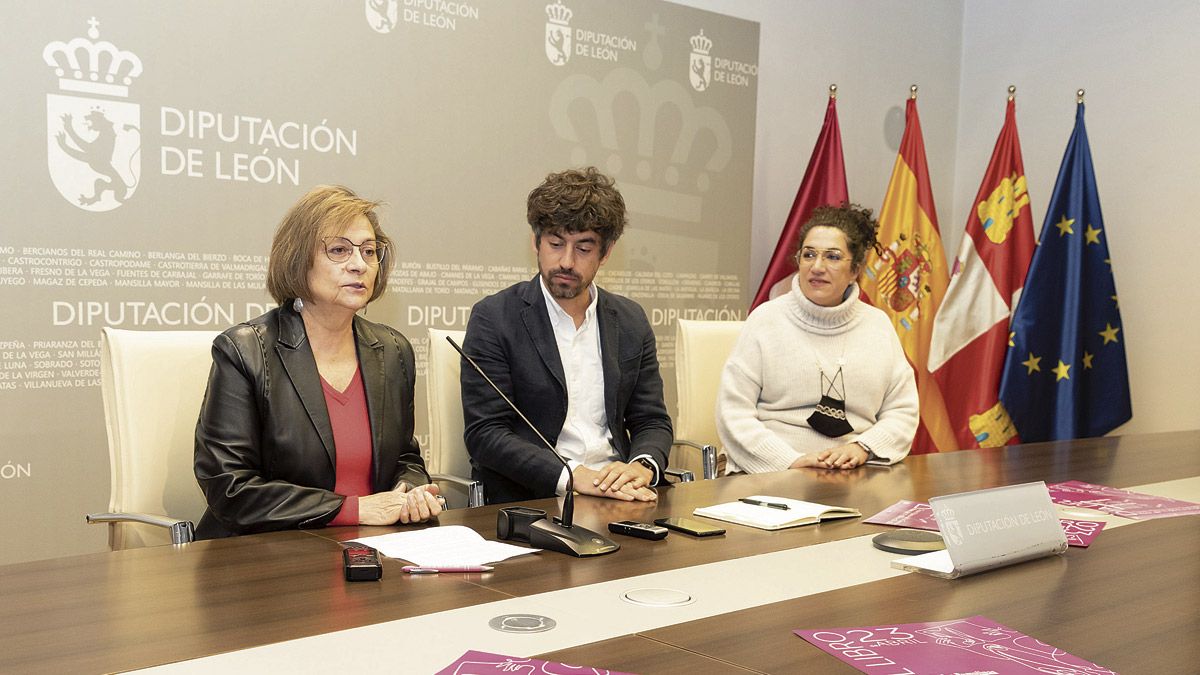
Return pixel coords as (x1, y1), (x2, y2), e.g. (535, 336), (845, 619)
(402, 565), (494, 574)
(738, 497), (790, 510)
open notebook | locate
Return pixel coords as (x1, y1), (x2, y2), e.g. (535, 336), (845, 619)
(694, 495), (861, 531)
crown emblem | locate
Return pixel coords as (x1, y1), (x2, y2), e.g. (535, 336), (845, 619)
(43, 17), (143, 99)
(690, 30), (712, 55)
(545, 1), (572, 26)
(549, 69), (733, 215)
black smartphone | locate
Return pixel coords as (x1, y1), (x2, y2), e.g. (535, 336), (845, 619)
(654, 516), (726, 537)
(608, 520), (669, 540)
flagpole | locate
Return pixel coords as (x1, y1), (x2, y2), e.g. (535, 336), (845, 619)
(829, 83), (837, 100)
(910, 84), (918, 99)
(1008, 85), (1016, 101)
(1076, 88), (1085, 103)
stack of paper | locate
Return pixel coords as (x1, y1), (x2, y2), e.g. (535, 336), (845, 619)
(348, 525), (537, 567)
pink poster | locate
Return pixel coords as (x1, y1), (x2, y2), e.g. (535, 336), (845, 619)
(1048, 481), (1200, 520)
(436, 650), (635, 675)
(796, 615), (1115, 674)
(1060, 518), (1106, 547)
(863, 500), (938, 531)
(865, 501), (1105, 547)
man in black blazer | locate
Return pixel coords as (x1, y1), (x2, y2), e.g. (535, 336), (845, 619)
(461, 167), (672, 504)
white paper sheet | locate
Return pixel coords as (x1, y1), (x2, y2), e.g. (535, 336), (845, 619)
(348, 525), (540, 567)
(892, 549), (955, 575)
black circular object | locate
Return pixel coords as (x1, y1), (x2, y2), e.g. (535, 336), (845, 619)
(872, 529), (945, 555)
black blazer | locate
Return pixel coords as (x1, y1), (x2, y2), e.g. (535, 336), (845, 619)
(461, 276), (673, 504)
(193, 304), (428, 538)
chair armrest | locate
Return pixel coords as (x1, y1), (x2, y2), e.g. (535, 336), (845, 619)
(663, 467), (695, 483)
(430, 473), (485, 508)
(86, 512), (195, 544)
(670, 439), (719, 480)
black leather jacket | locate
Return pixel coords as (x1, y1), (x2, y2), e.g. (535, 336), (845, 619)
(193, 304), (428, 538)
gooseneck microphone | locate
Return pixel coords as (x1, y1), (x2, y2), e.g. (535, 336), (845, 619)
(447, 336), (619, 557)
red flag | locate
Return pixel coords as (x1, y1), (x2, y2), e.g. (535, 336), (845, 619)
(750, 96), (848, 311)
(929, 99), (1035, 449)
(860, 97), (954, 454)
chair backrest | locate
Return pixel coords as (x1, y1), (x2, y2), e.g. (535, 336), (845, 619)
(673, 319), (744, 474)
(99, 327), (219, 549)
(425, 329), (470, 481)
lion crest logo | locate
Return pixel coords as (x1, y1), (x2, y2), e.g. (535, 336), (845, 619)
(544, 1), (573, 66)
(689, 30), (712, 92)
(44, 18), (142, 213)
(365, 0), (398, 34)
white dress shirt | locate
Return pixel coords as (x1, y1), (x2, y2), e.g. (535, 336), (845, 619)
(539, 279), (657, 494)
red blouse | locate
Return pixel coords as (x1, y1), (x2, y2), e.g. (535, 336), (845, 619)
(323, 368), (373, 526)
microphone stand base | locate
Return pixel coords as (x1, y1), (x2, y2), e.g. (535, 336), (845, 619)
(528, 518), (620, 557)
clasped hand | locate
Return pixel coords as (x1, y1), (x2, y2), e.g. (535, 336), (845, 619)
(790, 443), (869, 470)
(573, 461), (657, 502)
(357, 482), (444, 526)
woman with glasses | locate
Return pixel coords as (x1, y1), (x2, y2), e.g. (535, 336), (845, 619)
(193, 185), (441, 538)
(716, 204), (918, 474)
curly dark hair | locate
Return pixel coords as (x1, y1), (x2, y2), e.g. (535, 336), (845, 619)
(527, 167), (627, 254)
(795, 203), (881, 270)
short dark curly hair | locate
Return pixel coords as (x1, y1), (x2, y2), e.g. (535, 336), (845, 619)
(795, 203), (881, 270)
(527, 167), (627, 254)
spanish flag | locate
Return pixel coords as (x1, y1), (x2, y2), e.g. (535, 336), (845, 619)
(929, 98), (1036, 450)
(860, 97), (954, 454)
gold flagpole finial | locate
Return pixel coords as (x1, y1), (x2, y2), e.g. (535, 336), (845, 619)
(829, 84), (837, 100)
(909, 84), (918, 100)
(1076, 88), (1085, 104)
(1007, 85), (1016, 101)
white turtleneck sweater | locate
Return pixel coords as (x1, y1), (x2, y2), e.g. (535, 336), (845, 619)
(717, 280), (918, 473)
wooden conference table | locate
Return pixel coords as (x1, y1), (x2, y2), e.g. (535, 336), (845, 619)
(0, 430), (1197, 673)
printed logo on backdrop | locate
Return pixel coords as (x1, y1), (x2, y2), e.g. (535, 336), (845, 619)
(687, 28), (757, 92)
(365, 0), (399, 33)
(543, 1), (637, 66)
(43, 18), (142, 212)
(545, 0), (572, 65)
(548, 15), (731, 224)
(688, 30), (711, 91)
(366, 0), (479, 33)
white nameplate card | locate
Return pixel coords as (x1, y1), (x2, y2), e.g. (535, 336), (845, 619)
(891, 482), (1067, 579)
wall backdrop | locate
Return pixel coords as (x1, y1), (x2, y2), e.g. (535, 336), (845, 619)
(0, 0), (760, 563)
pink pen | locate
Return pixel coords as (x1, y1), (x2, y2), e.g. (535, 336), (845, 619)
(402, 565), (494, 574)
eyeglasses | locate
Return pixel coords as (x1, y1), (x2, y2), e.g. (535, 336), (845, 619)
(321, 237), (387, 265)
(797, 247), (848, 267)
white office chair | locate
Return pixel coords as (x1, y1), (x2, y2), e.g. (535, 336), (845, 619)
(672, 319), (745, 479)
(88, 327), (219, 549)
(425, 328), (484, 508)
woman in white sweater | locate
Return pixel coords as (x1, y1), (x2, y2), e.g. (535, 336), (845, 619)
(717, 204), (918, 473)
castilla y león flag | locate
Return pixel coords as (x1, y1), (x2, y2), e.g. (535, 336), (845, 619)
(929, 99), (1035, 449)
(860, 97), (953, 454)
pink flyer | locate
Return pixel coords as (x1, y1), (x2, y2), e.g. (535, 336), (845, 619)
(796, 615), (1115, 674)
(1048, 480), (1200, 520)
(866, 501), (1106, 547)
(863, 500), (939, 531)
(435, 650), (635, 675)
(1060, 518), (1105, 547)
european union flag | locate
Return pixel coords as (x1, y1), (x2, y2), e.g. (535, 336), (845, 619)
(998, 102), (1131, 442)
